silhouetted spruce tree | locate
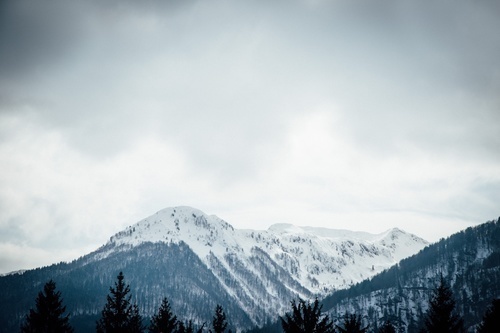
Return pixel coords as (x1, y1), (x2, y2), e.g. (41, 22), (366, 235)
(177, 322), (186, 333)
(178, 320), (204, 333)
(377, 320), (396, 333)
(177, 321), (190, 333)
(128, 304), (145, 333)
(280, 298), (334, 333)
(477, 298), (500, 333)
(422, 276), (464, 333)
(20, 280), (74, 333)
(335, 313), (369, 333)
(149, 298), (177, 333)
(210, 304), (228, 333)
(96, 272), (144, 333)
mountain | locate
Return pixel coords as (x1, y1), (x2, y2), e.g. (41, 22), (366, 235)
(319, 217), (500, 332)
(107, 206), (428, 294)
(0, 206), (428, 332)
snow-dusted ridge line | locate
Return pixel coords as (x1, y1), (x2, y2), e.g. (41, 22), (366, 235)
(104, 206), (429, 296)
(1, 269), (27, 277)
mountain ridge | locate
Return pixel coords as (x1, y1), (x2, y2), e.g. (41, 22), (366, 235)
(100, 206), (428, 294)
(0, 205), (429, 332)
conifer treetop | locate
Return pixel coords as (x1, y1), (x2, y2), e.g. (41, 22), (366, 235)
(21, 280), (74, 333)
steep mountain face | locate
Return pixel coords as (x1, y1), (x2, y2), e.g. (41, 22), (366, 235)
(0, 206), (428, 332)
(103, 206), (428, 295)
(321, 218), (500, 333)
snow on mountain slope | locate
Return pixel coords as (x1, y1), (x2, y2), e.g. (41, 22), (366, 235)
(105, 206), (428, 296)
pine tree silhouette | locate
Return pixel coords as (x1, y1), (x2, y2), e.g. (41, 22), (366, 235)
(477, 298), (500, 333)
(128, 304), (145, 333)
(178, 320), (204, 333)
(335, 313), (369, 333)
(280, 298), (334, 333)
(210, 304), (228, 333)
(377, 320), (396, 333)
(96, 272), (144, 333)
(20, 280), (74, 333)
(149, 297), (178, 333)
(422, 276), (464, 333)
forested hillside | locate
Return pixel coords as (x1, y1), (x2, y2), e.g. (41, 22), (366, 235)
(0, 242), (253, 332)
(321, 217), (500, 332)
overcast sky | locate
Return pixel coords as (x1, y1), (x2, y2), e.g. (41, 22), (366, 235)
(1, 0), (499, 274)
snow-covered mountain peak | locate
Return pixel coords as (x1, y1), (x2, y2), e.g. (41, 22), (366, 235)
(104, 206), (428, 296)
(375, 227), (428, 260)
(107, 206), (235, 253)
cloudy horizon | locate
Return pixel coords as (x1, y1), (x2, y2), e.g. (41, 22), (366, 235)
(1, 0), (499, 274)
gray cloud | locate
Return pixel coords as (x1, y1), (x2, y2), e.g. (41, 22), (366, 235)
(1, 0), (500, 273)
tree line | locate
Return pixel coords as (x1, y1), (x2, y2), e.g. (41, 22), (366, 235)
(20, 273), (500, 333)
(277, 276), (500, 333)
(20, 272), (229, 333)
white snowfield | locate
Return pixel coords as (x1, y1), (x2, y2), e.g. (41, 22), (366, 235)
(107, 206), (428, 296)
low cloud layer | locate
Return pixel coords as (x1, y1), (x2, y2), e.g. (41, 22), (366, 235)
(1, 0), (499, 274)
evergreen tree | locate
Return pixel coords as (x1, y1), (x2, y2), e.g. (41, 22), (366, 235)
(335, 313), (369, 333)
(149, 298), (178, 333)
(20, 280), (74, 333)
(177, 322), (187, 333)
(422, 276), (464, 333)
(280, 298), (334, 333)
(210, 304), (228, 333)
(128, 304), (145, 333)
(96, 272), (144, 333)
(477, 298), (500, 333)
(377, 320), (396, 333)
(177, 321), (191, 333)
(178, 320), (204, 333)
